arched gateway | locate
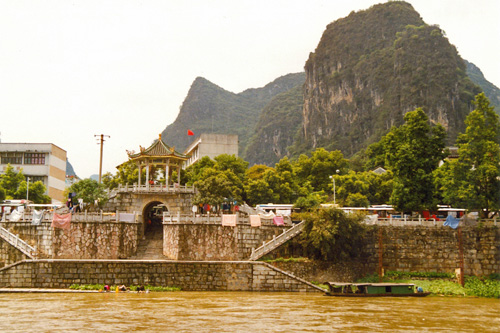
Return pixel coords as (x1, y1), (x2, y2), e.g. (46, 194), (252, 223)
(106, 135), (195, 248)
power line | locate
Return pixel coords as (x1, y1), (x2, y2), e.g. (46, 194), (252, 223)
(94, 134), (110, 183)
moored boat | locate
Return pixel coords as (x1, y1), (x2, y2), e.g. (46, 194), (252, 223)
(324, 282), (430, 297)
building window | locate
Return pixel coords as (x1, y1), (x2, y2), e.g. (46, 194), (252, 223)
(24, 153), (46, 165)
(27, 176), (46, 185)
(1, 152), (23, 164)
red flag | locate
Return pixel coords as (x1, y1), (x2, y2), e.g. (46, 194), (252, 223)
(187, 130), (194, 136)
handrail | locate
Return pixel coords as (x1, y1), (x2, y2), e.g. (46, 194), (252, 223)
(113, 184), (196, 194)
(0, 226), (36, 259)
(249, 221), (305, 261)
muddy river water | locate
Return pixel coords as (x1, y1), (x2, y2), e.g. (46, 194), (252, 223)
(0, 292), (499, 332)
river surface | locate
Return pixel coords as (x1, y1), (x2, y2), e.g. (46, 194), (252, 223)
(0, 292), (499, 332)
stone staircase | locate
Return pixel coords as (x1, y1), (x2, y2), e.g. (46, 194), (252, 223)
(0, 226), (37, 259)
(129, 225), (167, 260)
(249, 221), (305, 261)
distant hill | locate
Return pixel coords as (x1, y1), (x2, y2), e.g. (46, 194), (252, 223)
(160, 73), (305, 155)
(465, 60), (500, 113)
(66, 159), (78, 177)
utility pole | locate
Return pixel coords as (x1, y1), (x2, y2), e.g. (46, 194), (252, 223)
(94, 134), (110, 183)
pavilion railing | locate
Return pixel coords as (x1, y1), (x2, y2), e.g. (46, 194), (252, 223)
(110, 183), (196, 195)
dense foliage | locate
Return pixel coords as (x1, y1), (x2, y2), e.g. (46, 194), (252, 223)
(299, 208), (367, 261)
(434, 93), (500, 217)
(0, 164), (50, 204)
(66, 178), (108, 209)
(383, 108), (446, 212)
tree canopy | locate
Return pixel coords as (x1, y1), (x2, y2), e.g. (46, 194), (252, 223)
(383, 108), (446, 212)
(435, 93), (500, 217)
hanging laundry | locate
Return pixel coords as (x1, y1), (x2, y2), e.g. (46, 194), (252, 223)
(222, 214), (237, 227)
(250, 215), (261, 227)
(9, 209), (23, 222)
(443, 215), (460, 229)
(273, 216), (285, 226)
(52, 213), (72, 229)
(32, 209), (45, 226)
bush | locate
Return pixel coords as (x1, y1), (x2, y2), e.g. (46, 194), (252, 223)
(299, 208), (366, 261)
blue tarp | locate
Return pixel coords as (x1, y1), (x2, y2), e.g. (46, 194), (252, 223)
(443, 215), (460, 229)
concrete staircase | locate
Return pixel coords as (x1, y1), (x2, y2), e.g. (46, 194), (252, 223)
(249, 221), (305, 261)
(129, 225), (167, 260)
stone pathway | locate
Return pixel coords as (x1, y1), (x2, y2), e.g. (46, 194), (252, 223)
(129, 225), (167, 260)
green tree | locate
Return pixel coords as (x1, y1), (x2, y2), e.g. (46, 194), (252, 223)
(184, 156), (216, 185)
(436, 93), (500, 217)
(294, 148), (349, 193)
(102, 161), (142, 190)
(299, 208), (366, 261)
(0, 164), (25, 198)
(67, 179), (108, 209)
(384, 108), (446, 212)
(15, 181), (51, 204)
(192, 168), (242, 207)
(214, 154), (249, 183)
(246, 164), (272, 181)
(336, 170), (393, 206)
(294, 191), (327, 211)
(0, 187), (6, 201)
(244, 177), (276, 205)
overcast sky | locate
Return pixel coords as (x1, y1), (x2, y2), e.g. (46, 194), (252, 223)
(1, 0), (499, 179)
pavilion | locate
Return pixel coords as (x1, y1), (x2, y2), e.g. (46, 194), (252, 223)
(126, 134), (189, 187)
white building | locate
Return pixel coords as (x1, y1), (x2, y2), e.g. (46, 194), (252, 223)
(0, 143), (67, 203)
(183, 134), (239, 168)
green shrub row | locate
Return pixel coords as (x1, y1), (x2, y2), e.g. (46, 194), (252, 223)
(69, 284), (181, 292)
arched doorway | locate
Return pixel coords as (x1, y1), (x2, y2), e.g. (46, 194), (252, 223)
(142, 201), (168, 238)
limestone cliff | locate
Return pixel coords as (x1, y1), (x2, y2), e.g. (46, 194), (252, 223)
(300, 1), (481, 156)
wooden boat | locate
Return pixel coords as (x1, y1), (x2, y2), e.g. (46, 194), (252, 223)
(324, 282), (431, 297)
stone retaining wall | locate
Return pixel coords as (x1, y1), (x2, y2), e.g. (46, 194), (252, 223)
(0, 260), (322, 292)
(274, 225), (500, 278)
(371, 226), (500, 276)
(163, 223), (290, 260)
(0, 221), (139, 261)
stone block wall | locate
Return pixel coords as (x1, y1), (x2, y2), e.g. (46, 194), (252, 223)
(370, 226), (500, 276)
(0, 239), (29, 268)
(163, 223), (290, 260)
(0, 260), (322, 292)
(51, 221), (138, 259)
(272, 225), (500, 279)
(0, 221), (138, 260)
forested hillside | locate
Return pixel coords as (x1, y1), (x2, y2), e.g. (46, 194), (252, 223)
(160, 73), (305, 155)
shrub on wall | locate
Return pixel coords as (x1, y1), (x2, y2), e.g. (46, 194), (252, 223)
(299, 208), (367, 261)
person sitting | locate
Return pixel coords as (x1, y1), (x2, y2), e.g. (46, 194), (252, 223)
(137, 285), (145, 292)
(118, 285), (128, 292)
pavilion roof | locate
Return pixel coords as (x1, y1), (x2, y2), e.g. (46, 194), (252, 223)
(126, 135), (189, 161)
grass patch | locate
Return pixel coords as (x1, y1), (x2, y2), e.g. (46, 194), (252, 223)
(69, 284), (181, 292)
